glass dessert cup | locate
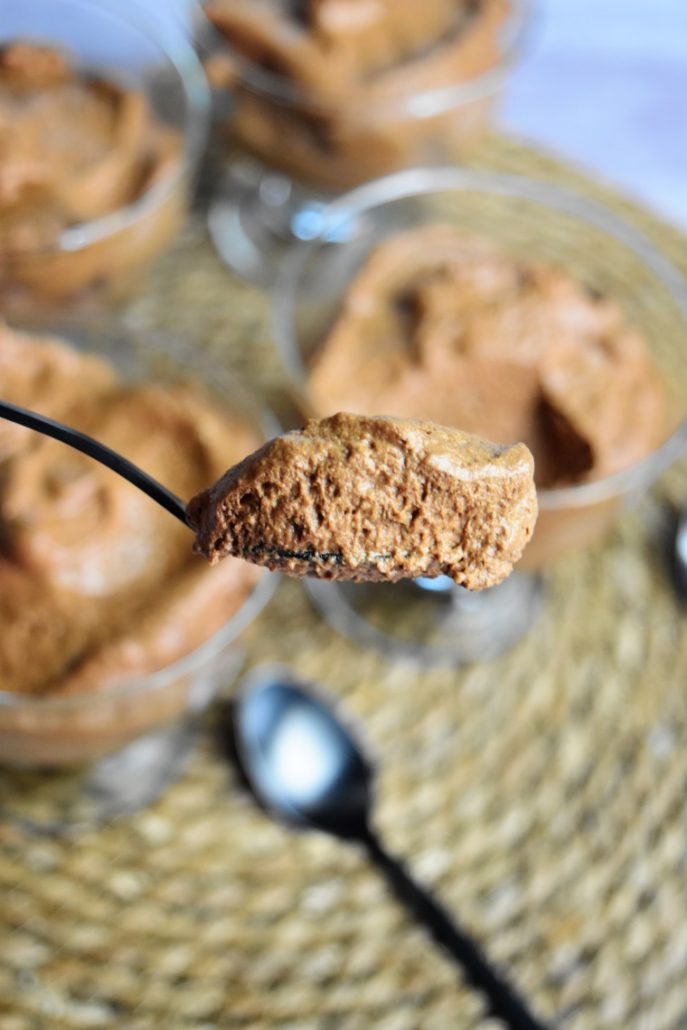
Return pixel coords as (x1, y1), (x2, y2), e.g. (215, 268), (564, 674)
(272, 167), (687, 665)
(203, 0), (530, 285)
(0, 0), (209, 321)
(0, 322), (278, 832)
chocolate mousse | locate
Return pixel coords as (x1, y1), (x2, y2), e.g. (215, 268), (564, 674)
(0, 325), (261, 700)
(0, 43), (183, 309)
(307, 227), (668, 490)
(187, 412), (537, 588)
(207, 0), (511, 188)
(0, 322), (117, 461)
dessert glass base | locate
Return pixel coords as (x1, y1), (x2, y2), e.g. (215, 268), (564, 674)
(305, 572), (544, 667)
(0, 720), (199, 836)
(208, 159), (337, 286)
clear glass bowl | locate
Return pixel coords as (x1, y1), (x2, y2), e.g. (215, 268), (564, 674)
(0, 0), (210, 319)
(202, 0), (531, 283)
(0, 321), (277, 829)
(272, 167), (687, 664)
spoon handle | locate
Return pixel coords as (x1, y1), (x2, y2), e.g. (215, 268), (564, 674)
(0, 399), (190, 527)
(363, 829), (547, 1030)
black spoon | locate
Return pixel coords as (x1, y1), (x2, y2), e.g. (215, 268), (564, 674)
(231, 666), (548, 1030)
(670, 505), (687, 603)
(0, 398), (190, 525)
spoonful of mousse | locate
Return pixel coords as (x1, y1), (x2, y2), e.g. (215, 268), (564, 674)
(0, 403), (537, 588)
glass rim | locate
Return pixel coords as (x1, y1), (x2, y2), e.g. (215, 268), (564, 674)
(272, 165), (687, 511)
(1, 0), (211, 256)
(0, 320), (280, 713)
(209, 0), (533, 116)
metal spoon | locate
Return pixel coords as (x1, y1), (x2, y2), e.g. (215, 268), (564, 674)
(670, 505), (687, 603)
(0, 398), (190, 525)
(231, 666), (548, 1030)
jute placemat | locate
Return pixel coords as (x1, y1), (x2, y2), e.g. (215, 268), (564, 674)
(2, 135), (687, 1028)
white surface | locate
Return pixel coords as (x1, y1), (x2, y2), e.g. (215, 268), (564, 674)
(501, 0), (687, 227)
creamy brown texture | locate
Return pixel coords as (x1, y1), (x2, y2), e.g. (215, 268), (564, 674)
(0, 43), (184, 310)
(0, 323), (117, 461)
(0, 325), (260, 698)
(187, 412), (537, 588)
(207, 0), (509, 188)
(307, 227), (668, 490)
(0, 43), (178, 249)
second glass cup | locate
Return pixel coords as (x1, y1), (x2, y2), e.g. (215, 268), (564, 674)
(203, 0), (530, 283)
(272, 167), (687, 664)
(0, 320), (277, 830)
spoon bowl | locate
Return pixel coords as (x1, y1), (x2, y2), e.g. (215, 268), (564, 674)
(235, 672), (371, 838)
(670, 505), (687, 603)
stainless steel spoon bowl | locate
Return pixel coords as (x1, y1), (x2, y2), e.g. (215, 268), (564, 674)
(231, 665), (547, 1030)
(670, 505), (687, 602)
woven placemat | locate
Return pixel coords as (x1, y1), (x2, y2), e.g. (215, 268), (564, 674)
(2, 135), (687, 1029)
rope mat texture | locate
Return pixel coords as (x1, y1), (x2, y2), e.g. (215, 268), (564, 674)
(2, 135), (687, 1028)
